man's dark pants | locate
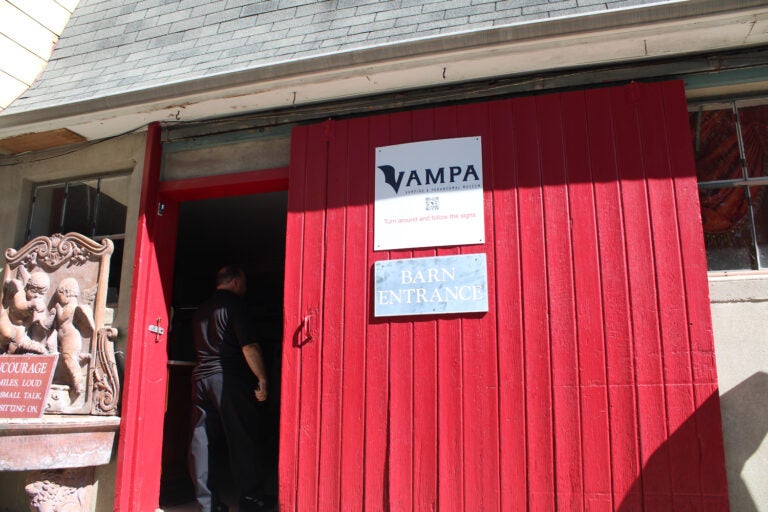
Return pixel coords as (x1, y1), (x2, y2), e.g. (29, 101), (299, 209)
(189, 372), (265, 512)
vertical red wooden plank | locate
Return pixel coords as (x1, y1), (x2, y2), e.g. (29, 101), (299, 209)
(514, 96), (554, 511)
(488, 98), (527, 512)
(364, 115), (391, 512)
(612, 86), (664, 511)
(115, 123), (161, 512)
(561, 90), (613, 512)
(478, 103), (502, 512)
(636, 84), (693, 386)
(661, 82), (729, 508)
(455, 101), (501, 512)
(584, 88), (641, 509)
(146, 198), (178, 502)
(317, 120), (349, 512)
(635, 83), (701, 510)
(660, 82), (717, 387)
(609, 84), (672, 511)
(460, 203), (487, 509)
(340, 116), (371, 511)
(386, 110), (415, 512)
(279, 125), (309, 511)
(409, 108), (439, 512)
(295, 123), (329, 512)
(115, 123), (175, 512)
(538, 93), (583, 511)
(432, 105), (465, 512)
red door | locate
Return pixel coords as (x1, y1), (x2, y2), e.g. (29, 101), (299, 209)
(114, 123), (177, 511)
(114, 121), (288, 511)
(279, 82), (729, 510)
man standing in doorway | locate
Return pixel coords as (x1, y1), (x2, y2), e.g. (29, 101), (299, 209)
(189, 265), (274, 512)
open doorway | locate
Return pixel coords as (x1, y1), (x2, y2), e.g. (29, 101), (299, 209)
(159, 191), (287, 508)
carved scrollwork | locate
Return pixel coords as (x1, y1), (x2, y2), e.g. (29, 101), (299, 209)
(90, 327), (120, 416)
(2, 232), (119, 416)
(5, 233), (113, 270)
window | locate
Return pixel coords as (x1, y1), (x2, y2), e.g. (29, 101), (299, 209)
(690, 101), (768, 271)
(27, 174), (130, 304)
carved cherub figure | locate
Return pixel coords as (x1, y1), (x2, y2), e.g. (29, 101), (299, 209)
(0, 267), (51, 354)
(53, 278), (94, 394)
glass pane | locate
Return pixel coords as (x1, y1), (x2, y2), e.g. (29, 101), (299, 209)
(737, 104), (768, 179)
(690, 107), (743, 182)
(700, 186), (754, 270)
(28, 184), (66, 238)
(62, 180), (99, 236)
(95, 174), (129, 236)
(752, 186), (768, 269)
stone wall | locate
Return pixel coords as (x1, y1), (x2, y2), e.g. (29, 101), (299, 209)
(710, 274), (768, 511)
(0, 131), (145, 512)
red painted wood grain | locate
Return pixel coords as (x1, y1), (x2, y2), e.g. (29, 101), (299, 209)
(116, 123), (177, 512)
(277, 124), (308, 512)
(458, 100), (501, 512)
(410, 107), (439, 512)
(339, 116), (370, 511)
(363, 115), (391, 512)
(277, 81), (729, 511)
(488, 98), (528, 512)
(295, 126), (329, 512)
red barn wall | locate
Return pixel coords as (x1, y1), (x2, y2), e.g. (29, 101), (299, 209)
(279, 81), (729, 511)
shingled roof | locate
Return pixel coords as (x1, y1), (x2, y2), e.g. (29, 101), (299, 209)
(4, 0), (663, 115)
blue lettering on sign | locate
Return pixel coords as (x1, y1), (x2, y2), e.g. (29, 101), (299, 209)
(374, 254), (488, 317)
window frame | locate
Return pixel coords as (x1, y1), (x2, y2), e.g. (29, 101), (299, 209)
(690, 98), (768, 271)
(25, 172), (131, 306)
(26, 173), (130, 242)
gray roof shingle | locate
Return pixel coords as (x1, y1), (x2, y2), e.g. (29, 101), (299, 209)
(2, 0), (672, 114)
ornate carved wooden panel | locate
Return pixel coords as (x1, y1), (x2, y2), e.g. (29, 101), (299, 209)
(1, 232), (118, 415)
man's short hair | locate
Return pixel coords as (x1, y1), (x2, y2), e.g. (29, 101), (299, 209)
(215, 265), (245, 286)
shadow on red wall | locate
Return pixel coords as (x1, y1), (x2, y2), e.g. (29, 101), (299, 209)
(718, 372), (768, 512)
(618, 372), (768, 511)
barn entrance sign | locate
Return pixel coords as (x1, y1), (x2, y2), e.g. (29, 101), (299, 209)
(374, 254), (488, 317)
(374, 137), (485, 251)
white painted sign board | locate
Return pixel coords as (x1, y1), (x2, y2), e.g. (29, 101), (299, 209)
(374, 137), (485, 250)
(374, 254), (488, 317)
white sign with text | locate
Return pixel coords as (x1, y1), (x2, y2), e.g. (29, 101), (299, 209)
(374, 137), (485, 250)
(374, 254), (488, 317)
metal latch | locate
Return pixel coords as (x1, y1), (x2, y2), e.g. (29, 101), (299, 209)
(148, 317), (165, 343)
(148, 324), (165, 335)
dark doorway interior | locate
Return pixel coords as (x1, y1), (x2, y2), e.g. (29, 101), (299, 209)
(160, 191), (287, 507)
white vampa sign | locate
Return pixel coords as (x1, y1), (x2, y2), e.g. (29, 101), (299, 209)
(374, 137), (485, 251)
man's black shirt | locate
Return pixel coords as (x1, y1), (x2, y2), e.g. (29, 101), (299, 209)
(191, 289), (260, 381)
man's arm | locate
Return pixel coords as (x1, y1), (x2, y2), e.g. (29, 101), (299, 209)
(242, 342), (268, 402)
